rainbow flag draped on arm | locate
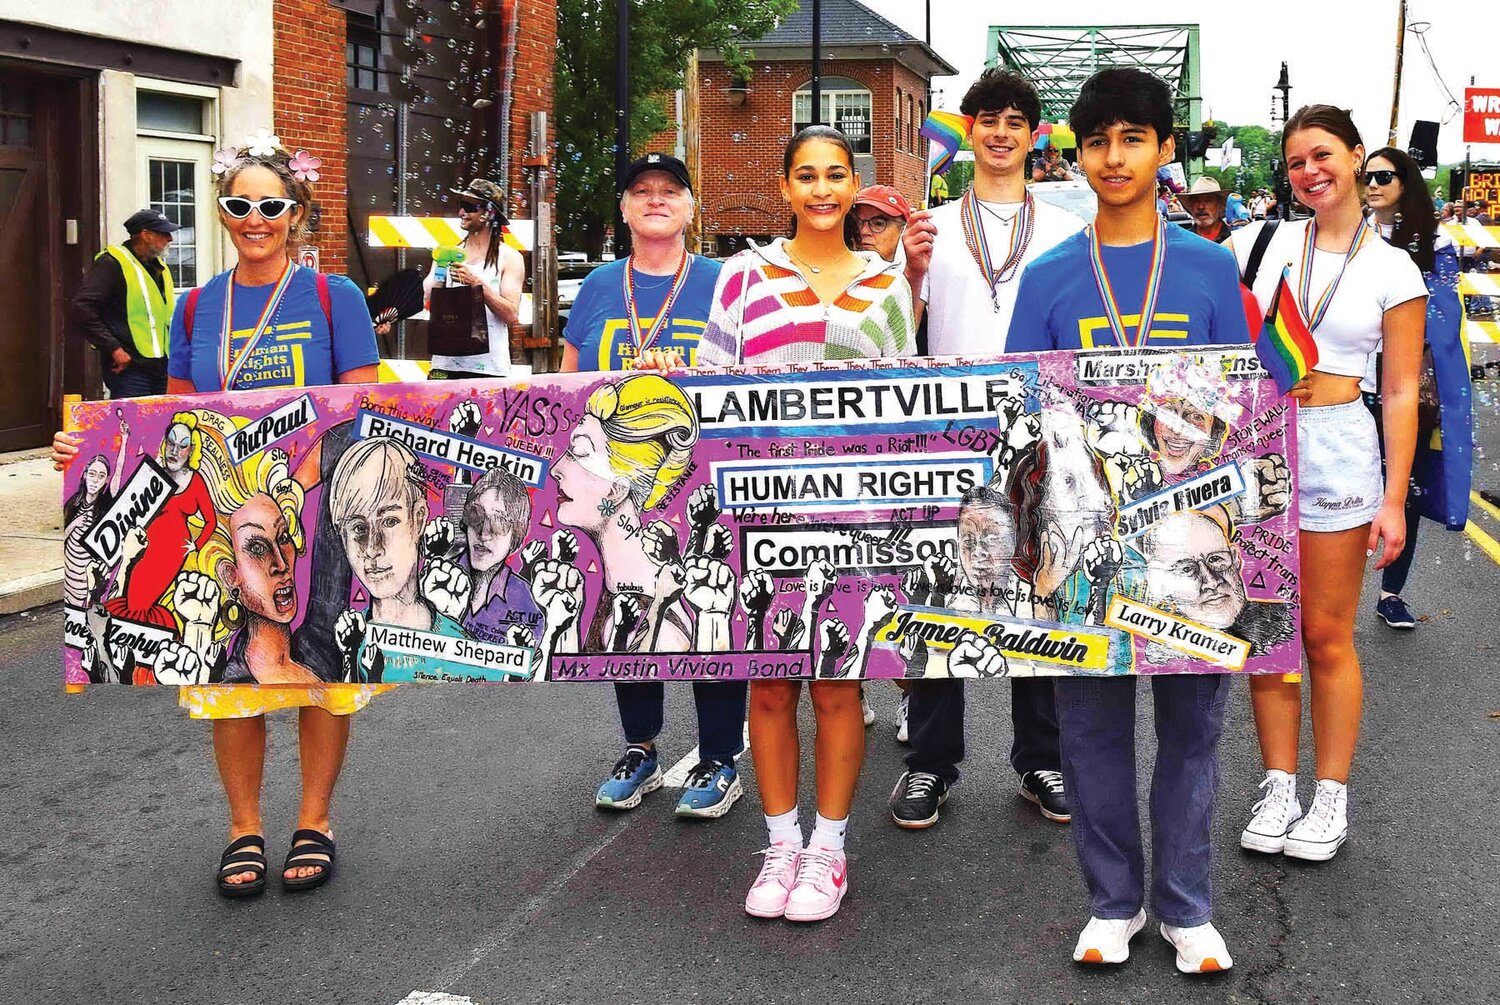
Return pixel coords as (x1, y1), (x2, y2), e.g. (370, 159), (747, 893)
(921, 110), (972, 177)
(1253, 268), (1319, 395)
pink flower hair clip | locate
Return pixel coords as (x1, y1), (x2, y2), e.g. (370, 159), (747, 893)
(288, 150), (322, 183)
(211, 147), (242, 176)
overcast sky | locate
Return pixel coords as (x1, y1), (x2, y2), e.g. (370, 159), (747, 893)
(858, 0), (1491, 165)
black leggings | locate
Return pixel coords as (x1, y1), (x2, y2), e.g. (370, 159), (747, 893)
(1363, 391), (1421, 596)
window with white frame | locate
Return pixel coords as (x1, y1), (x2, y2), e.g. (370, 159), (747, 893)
(792, 77), (872, 154)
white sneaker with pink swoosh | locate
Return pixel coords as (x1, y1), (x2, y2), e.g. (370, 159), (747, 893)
(784, 846), (848, 922)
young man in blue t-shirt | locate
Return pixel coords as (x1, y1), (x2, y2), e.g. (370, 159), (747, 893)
(560, 153), (746, 822)
(1007, 68), (1250, 975)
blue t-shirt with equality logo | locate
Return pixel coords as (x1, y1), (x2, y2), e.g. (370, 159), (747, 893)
(563, 255), (721, 372)
(1006, 225), (1251, 351)
(167, 267), (380, 392)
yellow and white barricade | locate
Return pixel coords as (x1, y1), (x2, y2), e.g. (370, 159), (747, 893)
(367, 216), (534, 253)
(1459, 270), (1500, 344)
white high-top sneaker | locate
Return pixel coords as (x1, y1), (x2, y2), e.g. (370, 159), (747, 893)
(1240, 770), (1302, 854)
(1283, 779), (1348, 861)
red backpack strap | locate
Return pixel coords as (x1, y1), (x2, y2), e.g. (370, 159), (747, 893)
(316, 271), (333, 331)
(184, 287), (203, 344)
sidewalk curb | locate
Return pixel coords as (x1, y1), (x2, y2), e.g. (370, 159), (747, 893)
(0, 570), (63, 616)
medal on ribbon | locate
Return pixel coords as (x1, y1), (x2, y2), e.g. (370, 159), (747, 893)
(622, 252), (692, 357)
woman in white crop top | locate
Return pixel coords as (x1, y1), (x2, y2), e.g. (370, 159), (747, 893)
(1228, 105), (1427, 863)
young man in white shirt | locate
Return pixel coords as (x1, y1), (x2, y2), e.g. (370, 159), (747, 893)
(890, 68), (1084, 830)
(424, 177), (526, 379)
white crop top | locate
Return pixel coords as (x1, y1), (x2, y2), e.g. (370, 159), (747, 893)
(1231, 220), (1427, 382)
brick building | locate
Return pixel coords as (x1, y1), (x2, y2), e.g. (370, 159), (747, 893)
(691, 0), (955, 255)
(0, 0), (554, 447)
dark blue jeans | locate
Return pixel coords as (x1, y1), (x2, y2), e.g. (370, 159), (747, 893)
(102, 363), (166, 399)
(1055, 673), (1230, 928)
(1363, 390), (1421, 596)
(615, 681), (748, 765)
(904, 676), (1060, 784)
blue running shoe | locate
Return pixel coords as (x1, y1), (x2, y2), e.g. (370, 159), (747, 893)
(1376, 595), (1416, 629)
(675, 759), (743, 819)
(595, 744), (663, 810)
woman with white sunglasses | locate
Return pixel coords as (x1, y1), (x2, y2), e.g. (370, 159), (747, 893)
(53, 135), (383, 898)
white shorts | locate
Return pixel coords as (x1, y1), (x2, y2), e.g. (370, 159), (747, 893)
(1296, 399), (1384, 532)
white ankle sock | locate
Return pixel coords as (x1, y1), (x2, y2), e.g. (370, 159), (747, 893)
(765, 807), (801, 847)
(810, 813), (848, 851)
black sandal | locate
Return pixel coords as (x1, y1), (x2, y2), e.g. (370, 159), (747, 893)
(281, 828), (336, 892)
(216, 834), (267, 898)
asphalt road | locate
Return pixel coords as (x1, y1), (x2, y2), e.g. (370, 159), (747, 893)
(4, 355), (1498, 1005)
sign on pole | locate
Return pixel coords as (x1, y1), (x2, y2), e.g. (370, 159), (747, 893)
(1463, 88), (1500, 144)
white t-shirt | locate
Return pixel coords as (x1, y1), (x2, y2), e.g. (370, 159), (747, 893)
(1231, 219), (1426, 390)
(428, 241), (513, 376)
(921, 196), (1085, 355)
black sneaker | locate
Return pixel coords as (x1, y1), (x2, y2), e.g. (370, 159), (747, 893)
(1376, 595), (1416, 629)
(1019, 770), (1070, 823)
(889, 770), (949, 829)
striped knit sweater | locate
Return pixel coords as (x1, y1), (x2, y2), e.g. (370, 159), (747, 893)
(698, 239), (915, 365)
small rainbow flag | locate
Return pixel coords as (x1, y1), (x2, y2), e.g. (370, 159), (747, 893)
(1254, 269), (1319, 395)
(921, 109), (972, 177)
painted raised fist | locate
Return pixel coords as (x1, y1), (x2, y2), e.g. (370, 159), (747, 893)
(449, 399), (483, 438)
(738, 570), (775, 617)
(816, 618), (851, 678)
(422, 518), (458, 560)
(948, 632), (1008, 679)
(772, 608), (806, 650)
(421, 558), (473, 621)
(153, 640), (208, 686)
(551, 529), (579, 565)
(171, 571), (221, 629)
(684, 555), (735, 615)
(641, 520), (680, 566)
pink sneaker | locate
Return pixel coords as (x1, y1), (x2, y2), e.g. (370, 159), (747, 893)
(744, 843), (801, 918)
(783, 845), (848, 922)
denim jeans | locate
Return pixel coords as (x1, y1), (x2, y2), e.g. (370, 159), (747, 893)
(102, 363), (166, 399)
(614, 681), (748, 765)
(1055, 672), (1230, 928)
(904, 676), (1061, 784)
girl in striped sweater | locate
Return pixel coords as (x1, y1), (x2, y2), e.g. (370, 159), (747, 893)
(700, 126), (914, 922)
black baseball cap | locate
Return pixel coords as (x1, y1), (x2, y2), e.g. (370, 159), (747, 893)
(620, 152), (692, 193)
(123, 209), (179, 235)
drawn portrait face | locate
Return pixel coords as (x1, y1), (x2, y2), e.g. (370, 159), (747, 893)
(83, 457), (108, 496)
(958, 502), (1017, 596)
(164, 423), (193, 472)
(1143, 511), (1246, 629)
(1033, 411), (1115, 595)
(1151, 400), (1218, 477)
(336, 458), (428, 602)
(464, 487), (518, 574)
(227, 493), (299, 625)
(552, 414), (625, 534)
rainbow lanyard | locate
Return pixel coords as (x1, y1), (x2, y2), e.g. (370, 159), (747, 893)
(959, 190), (1034, 312)
(621, 251), (692, 354)
(1085, 219), (1167, 348)
(1297, 217), (1372, 332)
(219, 262), (297, 390)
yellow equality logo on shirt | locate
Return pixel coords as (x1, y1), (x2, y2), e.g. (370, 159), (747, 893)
(1076, 312), (1190, 349)
(227, 321), (309, 387)
(597, 316), (705, 371)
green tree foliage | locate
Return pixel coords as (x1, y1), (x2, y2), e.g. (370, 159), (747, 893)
(554, 0), (798, 256)
(1201, 124), (1282, 195)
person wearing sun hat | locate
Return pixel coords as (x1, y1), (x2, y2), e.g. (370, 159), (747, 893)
(1180, 177), (1233, 244)
(423, 177), (525, 380)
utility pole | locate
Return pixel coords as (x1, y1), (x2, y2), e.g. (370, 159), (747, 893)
(811, 0), (822, 126)
(1388, 0), (1407, 144)
(614, 0), (631, 258)
(685, 49), (703, 254)
(1273, 62), (1291, 127)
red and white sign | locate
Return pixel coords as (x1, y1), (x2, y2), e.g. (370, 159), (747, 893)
(297, 245), (320, 271)
(1464, 88), (1500, 144)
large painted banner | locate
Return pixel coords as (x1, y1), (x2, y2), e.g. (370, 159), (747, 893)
(62, 349), (1300, 686)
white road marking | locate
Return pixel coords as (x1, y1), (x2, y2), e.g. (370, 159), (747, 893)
(663, 725), (752, 787)
(398, 993), (473, 1005)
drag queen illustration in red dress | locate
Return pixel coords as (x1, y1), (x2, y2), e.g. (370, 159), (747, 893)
(105, 414), (217, 629)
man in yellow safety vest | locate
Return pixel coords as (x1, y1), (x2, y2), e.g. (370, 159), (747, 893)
(70, 208), (178, 397)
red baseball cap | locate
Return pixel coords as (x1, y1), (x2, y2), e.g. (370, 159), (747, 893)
(853, 185), (912, 222)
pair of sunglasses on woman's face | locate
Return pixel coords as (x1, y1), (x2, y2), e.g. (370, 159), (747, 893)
(1363, 170), (1398, 187)
(217, 196), (297, 220)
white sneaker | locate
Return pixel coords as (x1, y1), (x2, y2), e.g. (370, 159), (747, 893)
(1240, 769), (1302, 853)
(1161, 921), (1233, 973)
(784, 845), (849, 922)
(1072, 909), (1146, 964)
(744, 843), (800, 918)
(1283, 779), (1348, 861)
(860, 685), (876, 727)
(895, 691), (910, 744)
